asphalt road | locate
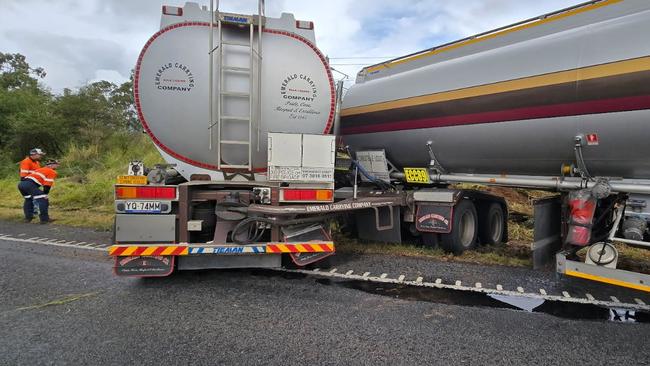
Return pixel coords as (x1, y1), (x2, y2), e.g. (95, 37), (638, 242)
(1, 223), (649, 365)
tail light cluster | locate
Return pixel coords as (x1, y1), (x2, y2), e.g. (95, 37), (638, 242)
(115, 186), (177, 200)
(566, 190), (596, 246)
(281, 189), (333, 202)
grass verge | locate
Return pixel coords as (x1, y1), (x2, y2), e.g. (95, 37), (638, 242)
(335, 233), (532, 267)
(0, 132), (160, 231)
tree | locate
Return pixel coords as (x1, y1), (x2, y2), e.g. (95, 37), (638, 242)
(0, 52), (141, 163)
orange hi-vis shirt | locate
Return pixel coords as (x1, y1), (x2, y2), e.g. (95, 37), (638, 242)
(19, 157), (41, 178)
(25, 167), (57, 187)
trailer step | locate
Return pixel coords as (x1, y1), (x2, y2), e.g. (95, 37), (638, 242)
(222, 66), (251, 72)
(221, 41), (252, 47)
(220, 115), (250, 121)
(220, 91), (250, 98)
(220, 140), (250, 145)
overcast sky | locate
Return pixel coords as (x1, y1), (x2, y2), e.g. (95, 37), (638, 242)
(2, 0), (585, 93)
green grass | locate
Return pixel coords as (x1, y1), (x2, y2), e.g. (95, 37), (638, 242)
(335, 233), (532, 267)
(0, 132), (162, 230)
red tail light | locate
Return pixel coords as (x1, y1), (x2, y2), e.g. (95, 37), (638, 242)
(282, 189), (333, 202)
(116, 186), (177, 200)
(566, 190), (596, 246)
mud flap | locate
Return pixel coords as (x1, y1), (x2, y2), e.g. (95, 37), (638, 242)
(113, 255), (175, 277)
(415, 204), (453, 233)
(290, 251), (333, 266)
(284, 224), (334, 267)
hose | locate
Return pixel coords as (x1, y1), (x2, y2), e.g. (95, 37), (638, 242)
(231, 214), (340, 244)
(351, 159), (393, 191)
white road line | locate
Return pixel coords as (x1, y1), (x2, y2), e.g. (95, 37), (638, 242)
(634, 298), (646, 305)
(496, 284), (503, 291)
(435, 278), (442, 284)
(455, 280), (462, 286)
(362, 272), (370, 278)
(380, 273), (388, 279)
(586, 293), (595, 301)
(287, 268), (650, 312)
(539, 289), (547, 295)
(517, 287), (524, 293)
(611, 296), (620, 303)
(27, 237), (40, 240)
(77, 242), (87, 245)
(398, 275), (405, 282)
(17, 233), (26, 236)
(562, 291), (571, 298)
(0, 234), (104, 252)
(475, 282), (482, 289)
(345, 270), (354, 276)
(329, 268), (338, 273)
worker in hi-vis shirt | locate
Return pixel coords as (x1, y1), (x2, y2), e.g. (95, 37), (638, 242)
(19, 148), (45, 179)
(18, 159), (60, 224)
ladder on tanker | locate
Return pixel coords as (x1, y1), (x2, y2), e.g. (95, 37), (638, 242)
(208, 1), (264, 171)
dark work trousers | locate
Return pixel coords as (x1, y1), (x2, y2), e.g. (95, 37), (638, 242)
(17, 180), (49, 222)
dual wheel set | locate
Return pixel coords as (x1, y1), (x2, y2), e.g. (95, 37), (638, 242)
(421, 200), (507, 255)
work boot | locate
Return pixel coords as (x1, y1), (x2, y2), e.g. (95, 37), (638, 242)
(39, 219), (56, 225)
(23, 217), (33, 223)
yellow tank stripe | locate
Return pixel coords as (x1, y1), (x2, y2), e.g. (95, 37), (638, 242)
(342, 56), (650, 117)
(565, 270), (650, 293)
(365, 0), (623, 73)
(277, 244), (289, 253)
(294, 244), (306, 252)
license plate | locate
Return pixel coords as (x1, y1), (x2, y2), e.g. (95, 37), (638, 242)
(117, 175), (147, 185)
(125, 201), (162, 213)
(404, 168), (430, 184)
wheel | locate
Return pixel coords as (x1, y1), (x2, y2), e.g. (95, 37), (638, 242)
(440, 199), (478, 254)
(479, 203), (505, 245)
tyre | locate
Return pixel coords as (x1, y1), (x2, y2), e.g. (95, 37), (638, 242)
(479, 203), (505, 245)
(440, 199), (478, 254)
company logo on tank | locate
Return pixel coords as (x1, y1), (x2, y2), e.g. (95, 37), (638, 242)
(154, 62), (195, 92)
(277, 73), (321, 121)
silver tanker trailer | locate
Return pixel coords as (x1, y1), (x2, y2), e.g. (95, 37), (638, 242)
(109, 0), (650, 293)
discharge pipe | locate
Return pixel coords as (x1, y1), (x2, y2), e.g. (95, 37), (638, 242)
(390, 172), (650, 195)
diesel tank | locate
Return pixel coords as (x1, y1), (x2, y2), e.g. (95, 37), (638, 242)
(341, 0), (650, 180)
(135, 2), (334, 181)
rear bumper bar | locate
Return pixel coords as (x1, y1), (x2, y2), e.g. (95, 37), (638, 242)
(108, 241), (335, 256)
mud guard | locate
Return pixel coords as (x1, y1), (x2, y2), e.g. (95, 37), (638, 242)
(113, 255), (175, 277)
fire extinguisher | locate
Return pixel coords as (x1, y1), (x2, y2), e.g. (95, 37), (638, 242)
(566, 189), (597, 246)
